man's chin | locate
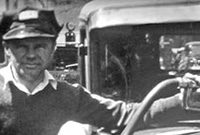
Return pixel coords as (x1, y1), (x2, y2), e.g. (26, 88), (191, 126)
(21, 69), (43, 79)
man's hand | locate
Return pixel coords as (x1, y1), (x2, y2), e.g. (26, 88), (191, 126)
(183, 73), (200, 83)
(179, 73), (200, 100)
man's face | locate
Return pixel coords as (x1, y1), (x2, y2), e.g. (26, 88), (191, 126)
(5, 37), (56, 81)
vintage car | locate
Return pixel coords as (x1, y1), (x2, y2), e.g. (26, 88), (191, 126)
(77, 0), (200, 134)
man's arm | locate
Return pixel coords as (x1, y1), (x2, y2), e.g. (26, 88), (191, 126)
(143, 94), (182, 127)
(72, 85), (183, 132)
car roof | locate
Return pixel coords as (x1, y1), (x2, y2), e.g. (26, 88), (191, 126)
(185, 41), (200, 46)
(79, 0), (200, 29)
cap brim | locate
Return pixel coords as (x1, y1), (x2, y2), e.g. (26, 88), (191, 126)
(3, 27), (55, 40)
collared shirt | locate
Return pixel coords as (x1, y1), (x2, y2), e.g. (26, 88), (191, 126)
(0, 63), (57, 95)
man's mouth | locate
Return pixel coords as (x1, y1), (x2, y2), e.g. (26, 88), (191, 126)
(24, 64), (39, 69)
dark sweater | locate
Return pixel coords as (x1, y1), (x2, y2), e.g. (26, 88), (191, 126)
(0, 81), (85, 135)
(0, 80), (138, 135)
(0, 80), (185, 135)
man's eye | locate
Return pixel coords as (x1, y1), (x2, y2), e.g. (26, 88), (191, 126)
(36, 44), (46, 49)
(15, 44), (27, 50)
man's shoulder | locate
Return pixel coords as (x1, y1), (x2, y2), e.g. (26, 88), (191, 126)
(0, 68), (6, 86)
(0, 67), (12, 104)
(56, 81), (90, 96)
(57, 81), (80, 91)
(0, 66), (9, 84)
(0, 65), (9, 75)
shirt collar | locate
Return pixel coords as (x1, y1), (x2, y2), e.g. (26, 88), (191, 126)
(1, 63), (57, 95)
(43, 70), (57, 90)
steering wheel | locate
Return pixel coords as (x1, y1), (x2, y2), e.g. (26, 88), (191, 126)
(120, 78), (180, 135)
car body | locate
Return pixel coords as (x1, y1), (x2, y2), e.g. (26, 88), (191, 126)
(78, 0), (200, 134)
(78, 0), (200, 100)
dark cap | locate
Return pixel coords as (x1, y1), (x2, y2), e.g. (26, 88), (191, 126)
(2, 7), (62, 40)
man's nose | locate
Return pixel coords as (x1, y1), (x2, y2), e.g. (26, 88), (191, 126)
(26, 49), (37, 60)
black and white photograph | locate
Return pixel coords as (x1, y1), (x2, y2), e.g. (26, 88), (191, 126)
(0, 0), (200, 135)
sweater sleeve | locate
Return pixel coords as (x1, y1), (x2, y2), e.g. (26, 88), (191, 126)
(72, 85), (139, 131)
(72, 85), (183, 132)
(143, 94), (183, 127)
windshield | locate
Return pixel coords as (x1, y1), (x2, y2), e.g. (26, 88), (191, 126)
(88, 23), (200, 101)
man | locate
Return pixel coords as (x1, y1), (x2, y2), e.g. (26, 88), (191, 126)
(0, 7), (189, 135)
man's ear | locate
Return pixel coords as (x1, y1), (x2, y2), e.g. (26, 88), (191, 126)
(2, 41), (8, 50)
(2, 41), (11, 56)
